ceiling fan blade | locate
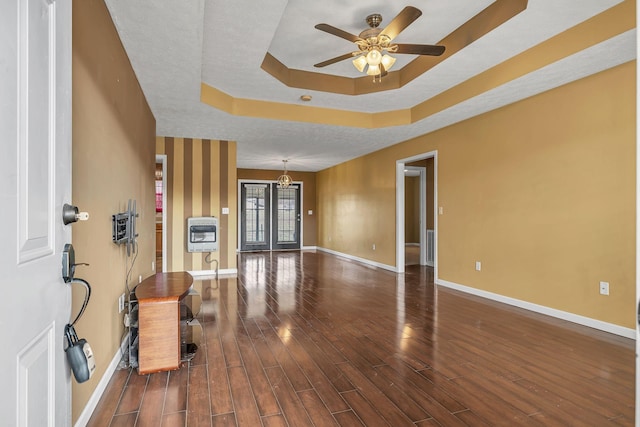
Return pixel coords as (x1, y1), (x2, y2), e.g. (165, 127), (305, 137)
(380, 6), (422, 41)
(314, 52), (354, 68)
(314, 23), (361, 43)
(394, 44), (445, 56)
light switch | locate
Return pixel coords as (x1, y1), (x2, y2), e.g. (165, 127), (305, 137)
(308, 210), (313, 215)
(439, 206), (444, 215)
(222, 207), (229, 215)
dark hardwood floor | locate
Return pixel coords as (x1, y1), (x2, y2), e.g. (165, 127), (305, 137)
(88, 251), (635, 426)
(405, 245), (420, 266)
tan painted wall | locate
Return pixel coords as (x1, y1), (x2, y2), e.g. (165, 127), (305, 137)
(426, 157), (434, 230)
(318, 62), (636, 328)
(157, 137), (238, 272)
(404, 176), (420, 243)
(318, 155), (397, 265)
(237, 169), (317, 247)
(72, 0), (156, 422)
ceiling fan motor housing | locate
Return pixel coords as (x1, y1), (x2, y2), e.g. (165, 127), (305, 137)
(359, 27), (382, 41)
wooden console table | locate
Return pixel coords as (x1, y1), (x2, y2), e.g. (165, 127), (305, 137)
(136, 272), (194, 375)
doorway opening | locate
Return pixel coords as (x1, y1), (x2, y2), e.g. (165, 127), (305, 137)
(404, 166), (426, 266)
(396, 151), (437, 275)
(239, 181), (302, 251)
(155, 155), (167, 273)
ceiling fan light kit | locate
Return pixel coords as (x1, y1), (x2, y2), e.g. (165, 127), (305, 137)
(314, 6), (445, 82)
(352, 50), (397, 80)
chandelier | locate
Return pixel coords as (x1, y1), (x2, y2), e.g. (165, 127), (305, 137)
(277, 160), (292, 189)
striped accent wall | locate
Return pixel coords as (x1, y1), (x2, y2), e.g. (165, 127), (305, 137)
(156, 136), (237, 272)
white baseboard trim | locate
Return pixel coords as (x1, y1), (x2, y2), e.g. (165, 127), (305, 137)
(436, 278), (635, 339)
(317, 247), (398, 272)
(302, 246), (317, 251)
(74, 334), (129, 427)
(188, 268), (238, 277)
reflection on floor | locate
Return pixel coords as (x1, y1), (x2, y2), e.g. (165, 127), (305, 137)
(405, 244), (420, 265)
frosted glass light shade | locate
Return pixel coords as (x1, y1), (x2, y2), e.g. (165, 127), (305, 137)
(366, 49), (382, 66)
(352, 55), (367, 72)
(366, 64), (380, 76)
(381, 54), (396, 71)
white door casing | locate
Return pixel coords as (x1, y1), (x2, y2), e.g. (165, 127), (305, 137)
(1, 0), (73, 425)
(396, 151), (438, 275)
(635, 5), (639, 422)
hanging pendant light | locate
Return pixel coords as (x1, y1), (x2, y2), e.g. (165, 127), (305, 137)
(277, 160), (292, 188)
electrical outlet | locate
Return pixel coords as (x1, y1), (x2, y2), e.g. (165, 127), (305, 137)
(372, 243), (376, 250)
(118, 293), (125, 313)
(475, 261), (482, 271)
(599, 281), (609, 296)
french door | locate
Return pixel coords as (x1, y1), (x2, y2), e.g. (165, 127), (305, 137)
(240, 182), (301, 251)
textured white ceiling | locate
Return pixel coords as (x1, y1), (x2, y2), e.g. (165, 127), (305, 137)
(105, 0), (634, 172)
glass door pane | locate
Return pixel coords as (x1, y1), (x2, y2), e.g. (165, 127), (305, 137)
(273, 183), (300, 250)
(240, 183), (270, 251)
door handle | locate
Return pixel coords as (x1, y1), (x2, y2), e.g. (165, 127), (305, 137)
(62, 243), (89, 283)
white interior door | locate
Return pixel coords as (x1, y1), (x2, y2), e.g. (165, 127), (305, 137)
(0, 0), (73, 425)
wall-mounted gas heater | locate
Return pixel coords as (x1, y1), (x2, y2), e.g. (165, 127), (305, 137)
(187, 217), (218, 253)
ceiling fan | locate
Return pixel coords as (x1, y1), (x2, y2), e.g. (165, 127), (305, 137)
(314, 6), (445, 81)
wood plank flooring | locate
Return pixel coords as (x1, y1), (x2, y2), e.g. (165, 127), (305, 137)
(405, 245), (420, 266)
(88, 251), (635, 426)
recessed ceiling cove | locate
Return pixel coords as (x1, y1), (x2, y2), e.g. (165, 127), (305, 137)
(200, 0), (626, 114)
(260, 0), (526, 95)
(106, 0), (632, 171)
